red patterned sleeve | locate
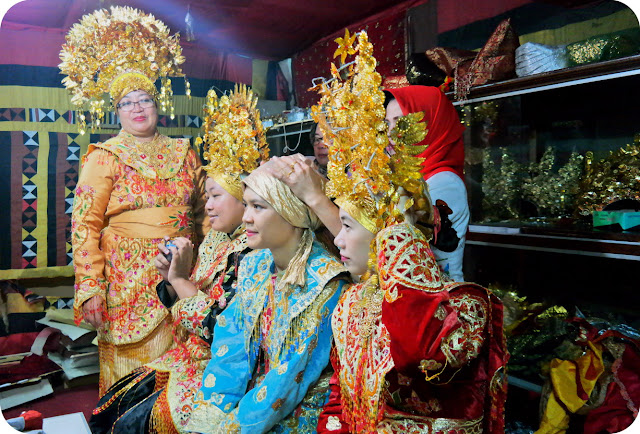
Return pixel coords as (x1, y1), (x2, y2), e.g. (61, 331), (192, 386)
(377, 223), (488, 378)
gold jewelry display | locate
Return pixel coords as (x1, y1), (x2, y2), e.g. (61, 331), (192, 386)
(196, 84), (269, 201)
(59, 6), (188, 135)
(577, 142), (640, 215)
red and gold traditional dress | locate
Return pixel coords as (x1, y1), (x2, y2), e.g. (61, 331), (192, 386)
(318, 223), (508, 434)
(72, 130), (208, 394)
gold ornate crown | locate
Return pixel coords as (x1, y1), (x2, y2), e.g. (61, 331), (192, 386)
(196, 84), (269, 201)
(59, 6), (189, 134)
(311, 30), (429, 234)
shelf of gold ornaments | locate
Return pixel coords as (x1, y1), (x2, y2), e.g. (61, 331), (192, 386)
(448, 54), (640, 105)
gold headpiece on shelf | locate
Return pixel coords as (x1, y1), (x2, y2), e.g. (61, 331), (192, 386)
(59, 6), (189, 134)
(197, 84), (269, 201)
(311, 30), (429, 234)
(577, 142), (640, 215)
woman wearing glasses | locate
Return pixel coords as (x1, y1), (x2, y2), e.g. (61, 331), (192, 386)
(62, 7), (209, 395)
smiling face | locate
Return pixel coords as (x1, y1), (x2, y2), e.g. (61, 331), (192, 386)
(204, 177), (245, 234)
(117, 90), (158, 139)
(334, 208), (375, 278)
(242, 186), (299, 250)
(313, 126), (331, 167)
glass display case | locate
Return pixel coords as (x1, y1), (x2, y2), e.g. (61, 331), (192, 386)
(455, 55), (640, 261)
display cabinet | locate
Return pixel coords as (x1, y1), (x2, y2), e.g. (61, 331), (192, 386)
(456, 57), (640, 432)
(456, 55), (640, 269)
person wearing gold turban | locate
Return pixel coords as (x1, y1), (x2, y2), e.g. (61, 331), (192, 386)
(89, 85), (267, 433)
(60, 6), (209, 395)
(185, 163), (350, 433)
(304, 31), (508, 434)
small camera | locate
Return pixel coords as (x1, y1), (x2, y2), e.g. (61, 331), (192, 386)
(164, 240), (176, 263)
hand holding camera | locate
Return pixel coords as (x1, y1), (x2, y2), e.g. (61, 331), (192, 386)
(163, 240), (177, 263)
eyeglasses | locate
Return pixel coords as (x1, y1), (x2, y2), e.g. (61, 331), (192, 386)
(117, 98), (155, 111)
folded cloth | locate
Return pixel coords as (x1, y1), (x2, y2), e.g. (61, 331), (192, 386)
(515, 42), (568, 77)
(426, 18), (520, 100)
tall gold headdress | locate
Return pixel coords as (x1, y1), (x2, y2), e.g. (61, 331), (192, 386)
(197, 84), (269, 201)
(59, 6), (189, 134)
(311, 30), (430, 234)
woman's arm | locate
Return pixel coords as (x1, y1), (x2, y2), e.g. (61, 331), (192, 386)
(376, 223), (488, 379)
(71, 147), (115, 327)
(218, 279), (345, 433)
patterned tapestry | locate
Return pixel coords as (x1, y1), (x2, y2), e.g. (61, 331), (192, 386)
(293, 10), (406, 108)
(0, 80), (214, 280)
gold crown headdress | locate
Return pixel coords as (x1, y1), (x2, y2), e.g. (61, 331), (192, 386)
(59, 6), (189, 135)
(311, 30), (429, 234)
(197, 84), (269, 201)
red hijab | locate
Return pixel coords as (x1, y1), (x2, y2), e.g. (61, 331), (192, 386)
(386, 85), (465, 181)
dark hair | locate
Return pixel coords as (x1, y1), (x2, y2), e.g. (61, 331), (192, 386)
(383, 90), (395, 108)
(309, 122), (319, 143)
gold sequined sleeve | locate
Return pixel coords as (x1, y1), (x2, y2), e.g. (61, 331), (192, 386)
(71, 147), (115, 324)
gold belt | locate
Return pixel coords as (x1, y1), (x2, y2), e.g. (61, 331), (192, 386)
(107, 206), (193, 239)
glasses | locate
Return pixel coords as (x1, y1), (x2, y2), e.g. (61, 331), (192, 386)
(117, 98), (155, 111)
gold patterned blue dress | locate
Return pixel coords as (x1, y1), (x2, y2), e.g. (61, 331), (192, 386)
(186, 239), (349, 434)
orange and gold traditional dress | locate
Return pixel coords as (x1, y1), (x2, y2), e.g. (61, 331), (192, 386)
(72, 130), (208, 394)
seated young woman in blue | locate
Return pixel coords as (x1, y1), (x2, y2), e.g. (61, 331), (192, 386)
(186, 164), (350, 433)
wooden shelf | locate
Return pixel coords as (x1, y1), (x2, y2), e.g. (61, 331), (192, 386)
(467, 224), (640, 260)
(449, 55), (640, 105)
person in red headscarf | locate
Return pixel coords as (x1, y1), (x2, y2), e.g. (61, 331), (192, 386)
(385, 85), (469, 282)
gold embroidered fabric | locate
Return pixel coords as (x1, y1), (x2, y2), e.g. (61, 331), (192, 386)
(376, 224), (444, 299)
(376, 413), (483, 433)
(94, 130), (190, 179)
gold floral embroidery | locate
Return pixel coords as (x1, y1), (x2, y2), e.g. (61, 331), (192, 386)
(271, 398), (285, 410)
(204, 373), (216, 388)
(277, 362), (288, 375)
(435, 305), (447, 321)
(294, 370), (305, 383)
(216, 344), (228, 357)
(218, 315), (227, 327)
(419, 359), (443, 372)
(256, 386), (267, 402)
(326, 416), (343, 431)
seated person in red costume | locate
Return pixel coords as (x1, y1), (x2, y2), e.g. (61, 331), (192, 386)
(385, 85), (469, 282)
(306, 31), (508, 434)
